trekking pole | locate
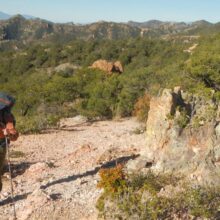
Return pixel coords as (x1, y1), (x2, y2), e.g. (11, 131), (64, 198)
(5, 137), (17, 220)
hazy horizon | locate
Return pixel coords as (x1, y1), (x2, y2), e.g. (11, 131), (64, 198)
(0, 0), (219, 24)
(0, 11), (218, 25)
(0, 17), (218, 26)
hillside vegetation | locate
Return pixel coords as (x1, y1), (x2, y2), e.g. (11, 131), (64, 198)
(0, 16), (219, 133)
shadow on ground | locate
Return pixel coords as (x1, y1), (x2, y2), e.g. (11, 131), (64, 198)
(0, 155), (139, 207)
(0, 192), (30, 206)
(40, 154), (139, 190)
(3, 162), (37, 178)
(42, 121), (94, 134)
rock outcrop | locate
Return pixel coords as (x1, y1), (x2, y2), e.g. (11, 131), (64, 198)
(54, 63), (80, 73)
(91, 59), (123, 74)
(113, 61), (123, 73)
(127, 87), (220, 185)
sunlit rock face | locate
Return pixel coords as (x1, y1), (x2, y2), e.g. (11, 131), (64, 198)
(91, 59), (123, 74)
(128, 87), (220, 185)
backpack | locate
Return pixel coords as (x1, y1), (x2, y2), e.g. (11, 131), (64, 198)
(0, 93), (16, 127)
(0, 92), (15, 111)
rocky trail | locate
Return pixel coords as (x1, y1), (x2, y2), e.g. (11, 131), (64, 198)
(0, 117), (146, 220)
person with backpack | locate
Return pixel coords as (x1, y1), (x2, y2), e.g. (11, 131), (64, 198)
(0, 93), (19, 192)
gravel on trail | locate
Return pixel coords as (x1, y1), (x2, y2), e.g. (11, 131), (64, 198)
(0, 117), (146, 220)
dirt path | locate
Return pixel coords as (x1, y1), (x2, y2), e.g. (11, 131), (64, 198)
(0, 117), (146, 220)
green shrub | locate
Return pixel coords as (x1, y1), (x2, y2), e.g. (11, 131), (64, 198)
(16, 114), (60, 134)
(0, 34), (219, 133)
(16, 116), (48, 134)
(97, 169), (220, 219)
(131, 126), (146, 135)
(175, 109), (190, 129)
(133, 94), (151, 122)
(10, 150), (25, 158)
(97, 164), (126, 193)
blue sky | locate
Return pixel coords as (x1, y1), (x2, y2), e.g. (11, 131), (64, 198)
(0, 0), (219, 23)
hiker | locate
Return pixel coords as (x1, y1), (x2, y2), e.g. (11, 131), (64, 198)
(0, 93), (19, 192)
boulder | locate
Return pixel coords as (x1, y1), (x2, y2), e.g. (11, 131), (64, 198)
(59, 115), (88, 128)
(26, 162), (49, 174)
(16, 189), (50, 220)
(91, 59), (114, 73)
(54, 63), (80, 72)
(91, 59), (123, 74)
(113, 61), (123, 73)
(23, 162), (50, 183)
(127, 87), (220, 185)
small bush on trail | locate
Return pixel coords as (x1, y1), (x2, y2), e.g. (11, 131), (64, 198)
(133, 94), (151, 122)
(96, 168), (220, 219)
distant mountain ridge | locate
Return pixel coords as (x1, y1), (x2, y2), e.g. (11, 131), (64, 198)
(0, 11), (36, 20)
(0, 14), (219, 48)
(0, 11), (11, 20)
(127, 19), (214, 28)
(0, 15), (140, 42)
